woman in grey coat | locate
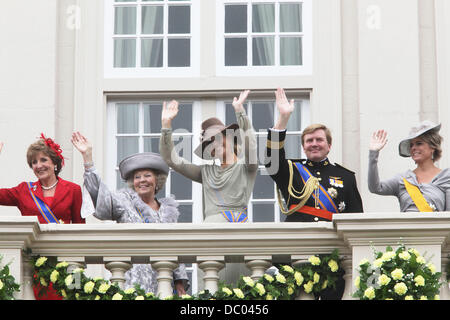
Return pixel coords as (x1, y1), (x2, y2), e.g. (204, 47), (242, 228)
(71, 132), (189, 295)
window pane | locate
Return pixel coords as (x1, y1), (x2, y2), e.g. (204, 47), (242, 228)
(142, 6), (164, 34)
(253, 203), (274, 222)
(225, 103), (247, 124)
(115, 7), (136, 34)
(284, 135), (303, 159)
(171, 171), (192, 200)
(280, 3), (302, 32)
(253, 172), (274, 199)
(252, 4), (275, 33)
(286, 102), (302, 132)
(143, 137), (160, 153)
(253, 37), (274, 66)
(225, 5), (247, 33)
(141, 39), (163, 67)
(257, 134), (268, 166)
(114, 39), (136, 68)
(117, 137), (139, 165)
(225, 38), (247, 66)
(251, 102), (274, 130)
(168, 39), (190, 67)
(280, 37), (302, 66)
(144, 103), (163, 133)
(170, 103), (192, 131)
(168, 6), (190, 34)
(117, 104), (139, 133)
(178, 204), (193, 223)
(172, 135), (192, 162)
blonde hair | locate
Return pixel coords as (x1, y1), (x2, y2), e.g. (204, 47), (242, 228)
(126, 169), (168, 194)
(417, 130), (443, 162)
(301, 124), (332, 146)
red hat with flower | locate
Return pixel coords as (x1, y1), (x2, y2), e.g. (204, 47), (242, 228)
(40, 133), (65, 167)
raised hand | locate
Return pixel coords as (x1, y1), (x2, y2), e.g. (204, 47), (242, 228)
(232, 90), (250, 113)
(273, 88), (295, 130)
(161, 100), (179, 129)
(71, 131), (93, 166)
(370, 130), (388, 151)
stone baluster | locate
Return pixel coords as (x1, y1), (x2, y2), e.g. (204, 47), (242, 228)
(340, 255), (354, 300)
(244, 256), (272, 282)
(440, 251), (450, 300)
(197, 256), (225, 294)
(59, 256), (87, 291)
(104, 257), (132, 290)
(150, 256), (179, 299)
(22, 254), (35, 300)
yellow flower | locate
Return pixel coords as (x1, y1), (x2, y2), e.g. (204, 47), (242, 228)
(181, 294), (192, 299)
(420, 296), (428, 300)
(266, 294), (273, 300)
(321, 280), (328, 290)
(64, 275), (73, 287)
(328, 260), (339, 272)
(73, 268), (84, 273)
(84, 281), (95, 294)
(35, 257), (48, 267)
(414, 275), (425, 287)
(40, 277), (48, 287)
(394, 282), (408, 296)
(50, 270), (59, 283)
(364, 287), (375, 300)
(255, 283), (266, 296)
(381, 251), (396, 261)
(303, 281), (314, 294)
(263, 274), (274, 283)
(112, 293), (123, 300)
(309, 256), (321, 266)
(233, 288), (244, 299)
(408, 248), (421, 257)
(313, 272), (320, 284)
(391, 268), (404, 280)
(276, 273), (286, 284)
(294, 272), (304, 286)
(135, 296), (144, 300)
(56, 261), (69, 269)
(399, 251), (411, 261)
(353, 277), (360, 289)
(416, 256), (426, 264)
(288, 286), (294, 295)
(404, 295), (414, 300)
(0, 280), (3, 290)
(243, 276), (255, 287)
(98, 283), (111, 294)
(75, 293), (80, 300)
(359, 259), (370, 266)
(124, 287), (135, 294)
(427, 263), (436, 274)
(222, 287), (233, 296)
(378, 274), (391, 286)
(61, 290), (67, 298)
(145, 292), (154, 298)
(373, 258), (383, 268)
(282, 265), (294, 274)
(434, 295), (440, 300)
(95, 295), (101, 300)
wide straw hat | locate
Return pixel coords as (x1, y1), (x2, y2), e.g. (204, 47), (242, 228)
(398, 120), (441, 157)
(194, 117), (239, 160)
(119, 152), (169, 180)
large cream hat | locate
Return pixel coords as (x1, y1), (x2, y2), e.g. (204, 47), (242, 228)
(119, 152), (169, 180)
(398, 120), (441, 157)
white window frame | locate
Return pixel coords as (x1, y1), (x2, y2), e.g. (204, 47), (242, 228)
(216, 0), (312, 76)
(104, 0), (200, 78)
(216, 97), (310, 222)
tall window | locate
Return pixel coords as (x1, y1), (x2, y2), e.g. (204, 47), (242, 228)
(107, 101), (201, 223)
(219, 96), (310, 222)
(217, 0), (312, 76)
(105, 0), (199, 77)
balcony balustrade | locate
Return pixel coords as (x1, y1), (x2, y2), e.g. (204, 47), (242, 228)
(1, 212), (450, 300)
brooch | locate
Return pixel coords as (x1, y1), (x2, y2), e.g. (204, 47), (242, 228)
(329, 177), (344, 188)
(338, 201), (346, 212)
(327, 187), (338, 199)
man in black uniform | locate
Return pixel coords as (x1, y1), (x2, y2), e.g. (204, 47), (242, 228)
(265, 88), (364, 299)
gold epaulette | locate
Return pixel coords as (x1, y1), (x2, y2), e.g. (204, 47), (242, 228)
(266, 139), (285, 150)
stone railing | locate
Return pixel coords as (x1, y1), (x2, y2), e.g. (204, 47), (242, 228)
(1, 213), (450, 300)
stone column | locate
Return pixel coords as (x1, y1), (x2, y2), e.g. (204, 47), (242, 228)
(150, 257), (179, 299)
(104, 257), (132, 290)
(198, 256), (225, 294)
(244, 256), (272, 282)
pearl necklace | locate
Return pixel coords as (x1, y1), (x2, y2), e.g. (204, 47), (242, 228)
(41, 180), (59, 190)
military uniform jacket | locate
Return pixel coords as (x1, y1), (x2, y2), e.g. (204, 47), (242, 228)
(265, 129), (363, 222)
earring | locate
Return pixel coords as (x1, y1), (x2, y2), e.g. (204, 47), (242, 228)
(55, 166), (58, 171)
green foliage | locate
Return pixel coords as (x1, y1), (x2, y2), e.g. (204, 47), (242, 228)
(0, 255), (21, 300)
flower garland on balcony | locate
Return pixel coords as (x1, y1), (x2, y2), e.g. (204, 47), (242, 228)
(0, 255), (21, 300)
(26, 249), (342, 300)
(353, 245), (442, 300)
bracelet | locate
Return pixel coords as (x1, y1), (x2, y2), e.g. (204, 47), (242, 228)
(84, 161), (94, 168)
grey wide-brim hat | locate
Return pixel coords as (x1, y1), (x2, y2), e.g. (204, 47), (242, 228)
(119, 152), (169, 180)
(398, 120), (441, 157)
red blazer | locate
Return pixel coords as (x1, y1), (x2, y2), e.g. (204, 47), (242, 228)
(0, 178), (85, 224)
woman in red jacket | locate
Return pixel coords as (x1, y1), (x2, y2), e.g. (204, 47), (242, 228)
(0, 134), (84, 299)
